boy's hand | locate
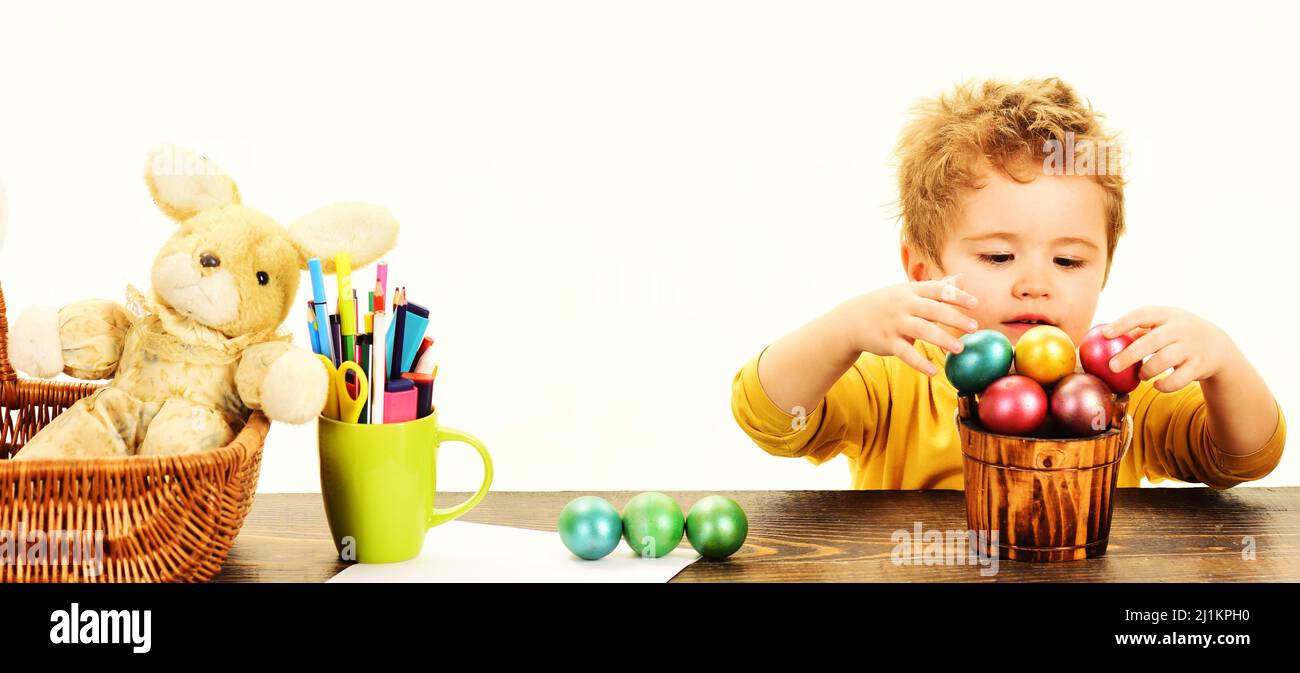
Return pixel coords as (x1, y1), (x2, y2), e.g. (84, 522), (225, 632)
(1102, 306), (1235, 393)
(837, 275), (980, 377)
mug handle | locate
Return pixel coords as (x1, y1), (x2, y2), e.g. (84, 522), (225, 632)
(428, 425), (494, 528)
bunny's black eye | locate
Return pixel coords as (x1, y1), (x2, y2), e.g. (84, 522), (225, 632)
(256, 271), (269, 286)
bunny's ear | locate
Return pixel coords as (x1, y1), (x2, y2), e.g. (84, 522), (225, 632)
(144, 145), (242, 223)
(288, 202), (400, 273)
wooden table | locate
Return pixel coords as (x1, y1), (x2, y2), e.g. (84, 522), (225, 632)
(214, 488), (1300, 582)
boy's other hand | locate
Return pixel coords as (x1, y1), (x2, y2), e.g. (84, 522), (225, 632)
(836, 275), (980, 377)
(1102, 306), (1235, 393)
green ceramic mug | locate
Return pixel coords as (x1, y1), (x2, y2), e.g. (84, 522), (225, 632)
(318, 409), (493, 563)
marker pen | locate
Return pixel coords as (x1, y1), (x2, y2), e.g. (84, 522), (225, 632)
(383, 378), (417, 424)
(401, 373), (434, 419)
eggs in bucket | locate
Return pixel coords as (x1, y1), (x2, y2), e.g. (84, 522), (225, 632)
(948, 324), (1139, 562)
(947, 325), (1139, 438)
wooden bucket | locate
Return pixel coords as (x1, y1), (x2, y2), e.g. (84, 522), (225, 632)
(957, 394), (1131, 562)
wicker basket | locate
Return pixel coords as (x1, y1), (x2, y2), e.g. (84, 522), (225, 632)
(0, 283), (268, 582)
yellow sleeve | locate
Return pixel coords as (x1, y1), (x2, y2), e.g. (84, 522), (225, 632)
(730, 346), (891, 466)
(1126, 373), (1286, 489)
(58, 299), (134, 380)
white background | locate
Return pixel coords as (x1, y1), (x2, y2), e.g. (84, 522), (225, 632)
(0, 1), (1295, 491)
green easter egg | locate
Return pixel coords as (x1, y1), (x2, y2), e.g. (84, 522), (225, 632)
(621, 492), (684, 559)
(685, 495), (748, 559)
(944, 329), (1014, 395)
(558, 496), (623, 560)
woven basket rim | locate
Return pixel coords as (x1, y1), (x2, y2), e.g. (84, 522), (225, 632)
(1, 408), (270, 468)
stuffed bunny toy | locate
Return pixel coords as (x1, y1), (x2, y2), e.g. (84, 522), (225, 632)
(7, 146), (398, 459)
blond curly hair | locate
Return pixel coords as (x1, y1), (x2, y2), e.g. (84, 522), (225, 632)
(896, 77), (1126, 283)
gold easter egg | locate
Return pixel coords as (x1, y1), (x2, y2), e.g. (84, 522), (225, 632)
(1013, 325), (1076, 386)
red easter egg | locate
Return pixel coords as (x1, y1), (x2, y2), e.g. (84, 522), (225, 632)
(978, 375), (1049, 436)
(1079, 324), (1140, 394)
(1050, 373), (1116, 437)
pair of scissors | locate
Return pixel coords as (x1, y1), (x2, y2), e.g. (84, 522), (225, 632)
(316, 354), (369, 423)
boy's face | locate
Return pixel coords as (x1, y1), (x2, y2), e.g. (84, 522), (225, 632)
(903, 166), (1109, 348)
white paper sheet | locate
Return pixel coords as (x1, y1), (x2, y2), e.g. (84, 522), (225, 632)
(327, 520), (701, 583)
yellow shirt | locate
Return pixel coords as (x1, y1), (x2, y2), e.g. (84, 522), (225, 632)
(731, 340), (1286, 489)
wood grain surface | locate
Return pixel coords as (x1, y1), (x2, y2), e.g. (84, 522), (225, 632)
(214, 488), (1300, 583)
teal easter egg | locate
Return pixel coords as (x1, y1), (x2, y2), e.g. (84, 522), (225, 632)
(558, 496), (623, 560)
(622, 492), (684, 559)
(944, 329), (1014, 395)
(685, 496), (748, 559)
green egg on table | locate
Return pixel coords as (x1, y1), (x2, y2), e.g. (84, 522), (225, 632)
(558, 496), (623, 560)
(944, 329), (1014, 395)
(621, 492), (684, 559)
(685, 495), (748, 559)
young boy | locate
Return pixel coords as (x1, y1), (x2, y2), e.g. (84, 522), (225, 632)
(731, 77), (1285, 490)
